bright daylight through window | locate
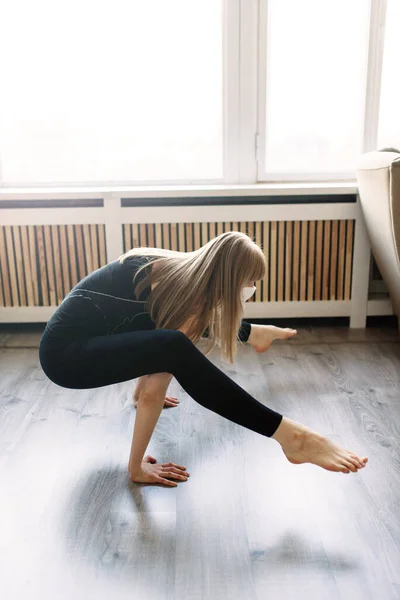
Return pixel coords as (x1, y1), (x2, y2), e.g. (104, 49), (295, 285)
(0, 0), (223, 186)
(262, 0), (370, 178)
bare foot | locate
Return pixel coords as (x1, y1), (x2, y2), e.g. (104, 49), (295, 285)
(249, 324), (297, 353)
(271, 417), (368, 474)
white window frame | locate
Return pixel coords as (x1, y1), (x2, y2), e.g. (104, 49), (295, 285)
(255, 0), (388, 183)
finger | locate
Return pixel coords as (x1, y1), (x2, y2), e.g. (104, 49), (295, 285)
(162, 466), (190, 476)
(163, 462), (187, 470)
(156, 477), (177, 487)
(163, 471), (188, 481)
(165, 396), (179, 402)
(164, 399), (179, 407)
(161, 466), (189, 476)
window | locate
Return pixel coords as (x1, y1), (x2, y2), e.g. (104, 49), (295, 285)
(0, 0), (223, 186)
(258, 0), (370, 180)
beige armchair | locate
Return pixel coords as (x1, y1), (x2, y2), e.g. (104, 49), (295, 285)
(356, 149), (400, 331)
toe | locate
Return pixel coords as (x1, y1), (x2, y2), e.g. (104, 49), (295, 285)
(344, 460), (357, 472)
(349, 455), (363, 469)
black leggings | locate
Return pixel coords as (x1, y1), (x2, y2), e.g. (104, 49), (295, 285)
(39, 328), (283, 438)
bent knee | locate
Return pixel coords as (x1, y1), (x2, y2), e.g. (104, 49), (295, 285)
(157, 329), (192, 350)
(154, 329), (195, 371)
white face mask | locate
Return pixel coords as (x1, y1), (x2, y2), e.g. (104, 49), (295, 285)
(241, 285), (256, 303)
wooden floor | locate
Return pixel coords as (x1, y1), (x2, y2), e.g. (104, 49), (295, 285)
(1, 320), (400, 600)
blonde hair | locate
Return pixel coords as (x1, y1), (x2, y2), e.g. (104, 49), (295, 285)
(118, 231), (266, 364)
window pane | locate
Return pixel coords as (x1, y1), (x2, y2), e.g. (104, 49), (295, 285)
(377, 0), (400, 151)
(263, 0), (370, 176)
(0, 0), (223, 186)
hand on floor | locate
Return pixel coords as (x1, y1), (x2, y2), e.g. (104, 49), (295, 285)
(129, 455), (189, 486)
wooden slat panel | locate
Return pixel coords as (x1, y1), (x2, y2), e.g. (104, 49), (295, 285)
(67, 224), (78, 289)
(0, 256), (4, 307)
(51, 226), (64, 304)
(59, 225), (70, 297)
(270, 221), (277, 302)
(0, 227), (11, 306)
(178, 222), (185, 251)
(255, 221), (262, 302)
(0, 223), (109, 306)
(186, 223), (193, 251)
(155, 223), (162, 250)
(344, 220), (355, 300)
(28, 226), (38, 305)
(36, 226), (49, 306)
(292, 221), (300, 301)
(300, 221), (308, 301)
(322, 221), (331, 300)
(307, 220), (316, 301)
(337, 220), (346, 301)
(131, 224), (139, 249)
(99, 225), (107, 265)
(5, 227), (19, 306)
(91, 224), (101, 270)
(76, 225), (86, 282)
(160, 223), (167, 249)
(315, 221), (323, 301)
(201, 222), (208, 248)
(21, 225), (35, 306)
(83, 224), (93, 273)
(194, 223), (200, 250)
(284, 221), (292, 302)
(247, 221), (255, 302)
(139, 223), (147, 247)
(171, 223), (177, 250)
(330, 220), (339, 300)
(123, 224), (129, 253)
(147, 223), (155, 248)
(277, 221), (285, 302)
(44, 225), (56, 305)
(263, 221), (269, 302)
(13, 226), (27, 306)
(0, 219), (357, 306)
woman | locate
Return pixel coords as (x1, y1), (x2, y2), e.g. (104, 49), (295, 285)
(39, 232), (368, 487)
